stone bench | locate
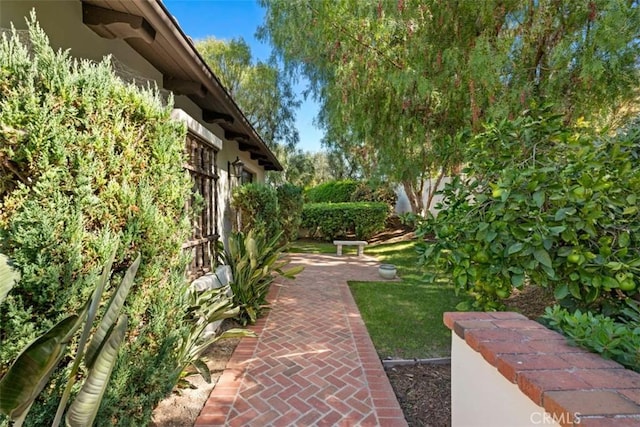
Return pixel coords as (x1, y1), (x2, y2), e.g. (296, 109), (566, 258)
(333, 240), (368, 256)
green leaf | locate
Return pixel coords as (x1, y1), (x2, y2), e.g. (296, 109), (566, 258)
(507, 242), (524, 255)
(554, 284), (569, 300)
(456, 274), (468, 287)
(66, 315), (128, 427)
(533, 248), (552, 268)
(0, 254), (20, 304)
(0, 314), (82, 420)
(548, 226), (566, 235)
(85, 253), (140, 368)
(52, 244), (119, 426)
(511, 274), (525, 288)
(619, 233), (630, 248)
(280, 265), (305, 279)
(533, 191), (545, 208)
(606, 262), (623, 271)
(568, 282), (582, 300)
(623, 206), (638, 216)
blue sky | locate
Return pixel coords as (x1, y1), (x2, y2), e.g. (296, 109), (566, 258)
(163, 0), (324, 153)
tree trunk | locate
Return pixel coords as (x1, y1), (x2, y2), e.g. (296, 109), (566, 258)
(425, 168), (446, 213)
(402, 180), (424, 215)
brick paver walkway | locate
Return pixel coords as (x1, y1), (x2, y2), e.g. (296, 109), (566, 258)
(195, 253), (408, 427)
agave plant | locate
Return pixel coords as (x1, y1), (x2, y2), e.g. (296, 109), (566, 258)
(0, 246), (139, 427)
(173, 282), (255, 384)
(227, 230), (304, 325)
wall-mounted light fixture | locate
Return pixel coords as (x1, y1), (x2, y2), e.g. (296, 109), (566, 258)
(228, 156), (244, 181)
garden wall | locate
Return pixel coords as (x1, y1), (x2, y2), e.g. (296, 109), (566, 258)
(444, 312), (640, 426)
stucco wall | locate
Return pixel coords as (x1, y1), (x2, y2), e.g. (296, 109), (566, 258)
(451, 334), (560, 427)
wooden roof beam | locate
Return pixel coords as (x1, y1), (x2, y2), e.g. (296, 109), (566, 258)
(250, 152), (268, 160)
(163, 77), (207, 98)
(225, 130), (250, 143)
(82, 3), (156, 44)
(203, 110), (234, 125)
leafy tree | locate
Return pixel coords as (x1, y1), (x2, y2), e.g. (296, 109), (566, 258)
(259, 0), (640, 213)
(196, 37), (300, 153)
(418, 110), (640, 312)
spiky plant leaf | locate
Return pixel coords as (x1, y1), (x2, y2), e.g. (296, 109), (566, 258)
(52, 245), (118, 426)
(65, 315), (128, 427)
(190, 359), (211, 383)
(0, 253), (20, 304)
(0, 314), (82, 420)
(85, 253), (140, 368)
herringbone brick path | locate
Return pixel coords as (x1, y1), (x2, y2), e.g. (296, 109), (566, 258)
(195, 253), (408, 427)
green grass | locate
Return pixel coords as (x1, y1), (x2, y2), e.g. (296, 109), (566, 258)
(289, 239), (463, 359)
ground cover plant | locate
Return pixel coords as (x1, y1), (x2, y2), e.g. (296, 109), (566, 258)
(0, 17), (194, 425)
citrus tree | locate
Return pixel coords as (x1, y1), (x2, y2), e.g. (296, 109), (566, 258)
(418, 110), (640, 311)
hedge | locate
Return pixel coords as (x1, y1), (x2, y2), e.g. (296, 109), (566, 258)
(0, 19), (192, 425)
(301, 202), (389, 240)
(305, 180), (359, 203)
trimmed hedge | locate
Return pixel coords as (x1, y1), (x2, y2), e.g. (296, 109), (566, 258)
(0, 19), (191, 426)
(301, 202), (389, 240)
(305, 180), (359, 203)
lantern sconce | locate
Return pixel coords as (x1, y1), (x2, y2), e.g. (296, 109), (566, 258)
(228, 156), (244, 181)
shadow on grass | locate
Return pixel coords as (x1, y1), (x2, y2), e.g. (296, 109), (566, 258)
(290, 238), (463, 359)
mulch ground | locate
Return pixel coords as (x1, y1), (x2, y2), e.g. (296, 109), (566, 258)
(386, 363), (452, 427)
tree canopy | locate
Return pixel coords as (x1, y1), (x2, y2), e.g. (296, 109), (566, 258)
(259, 0), (640, 212)
(196, 37), (300, 153)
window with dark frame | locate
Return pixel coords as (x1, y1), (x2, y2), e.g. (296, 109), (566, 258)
(240, 168), (254, 185)
(183, 131), (219, 279)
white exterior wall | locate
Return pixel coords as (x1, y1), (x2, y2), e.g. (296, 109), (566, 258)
(451, 334), (560, 427)
(395, 177), (452, 216)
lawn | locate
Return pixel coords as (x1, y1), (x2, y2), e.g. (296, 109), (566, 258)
(289, 239), (463, 359)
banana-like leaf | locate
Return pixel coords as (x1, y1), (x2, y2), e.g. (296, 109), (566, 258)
(190, 359), (211, 383)
(52, 245), (118, 426)
(85, 253), (140, 368)
(65, 315), (128, 427)
(280, 265), (305, 279)
(0, 253), (20, 304)
(188, 329), (257, 365)
(0, 314), (82, 420)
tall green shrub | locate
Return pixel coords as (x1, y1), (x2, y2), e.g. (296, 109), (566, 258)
(305, 180), (359, 203)
(276, 183), (303, 243)
(0, 17), (192, 425)
(232, 183), (280, 238)
(301, 202), (388, 240)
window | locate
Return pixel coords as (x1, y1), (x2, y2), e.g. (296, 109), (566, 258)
(183, 131), (219, 279)
(240, 168), (254, 185)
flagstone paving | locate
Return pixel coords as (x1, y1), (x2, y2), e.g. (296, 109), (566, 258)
(195, 253), (408, 426)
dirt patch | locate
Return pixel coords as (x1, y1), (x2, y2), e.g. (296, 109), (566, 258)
(149, 320), (241, 427)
